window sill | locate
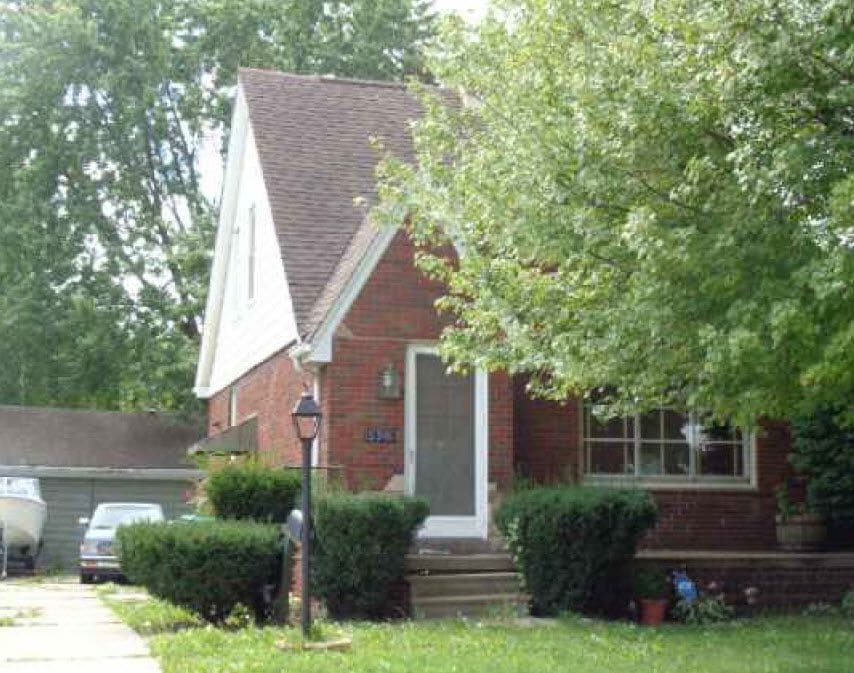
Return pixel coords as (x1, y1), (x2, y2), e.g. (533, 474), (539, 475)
(582, 475), (758, 492)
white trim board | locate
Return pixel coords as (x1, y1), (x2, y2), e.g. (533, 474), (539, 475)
(404, 344), (489, 539)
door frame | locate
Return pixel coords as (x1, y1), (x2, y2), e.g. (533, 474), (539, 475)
(404, 343), (489, 539)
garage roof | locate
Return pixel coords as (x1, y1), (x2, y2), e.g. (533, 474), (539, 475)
(0, 405), (202, 469)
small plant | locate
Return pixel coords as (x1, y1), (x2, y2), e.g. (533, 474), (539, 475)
(841, 590), (854, 618)
(775, 484), (812, 521)
(223, 603), (254, 630)
(634, 566), (669, 599)
(672, 594), (735, 624)
(802, 602), (839, 618)
(775, 484), (794, 520)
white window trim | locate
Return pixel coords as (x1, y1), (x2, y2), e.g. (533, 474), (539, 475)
(578, 402), (758, 491)
(404, 343), (489, 538)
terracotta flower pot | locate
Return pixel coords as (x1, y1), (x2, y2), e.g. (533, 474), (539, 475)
(638, 598), (668, 626)
(776, 513), (827, 551)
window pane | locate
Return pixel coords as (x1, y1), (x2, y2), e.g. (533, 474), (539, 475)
(664, 444), (690, 475)
(639, 443), (662, 475)
(697, 442), (738, 476)
(697, 417), (741, 443)
(640, 411), (661, 440)
(663, 410), (690, 441)
(588, 442), (629, 474)
(586, 407), (626, 439)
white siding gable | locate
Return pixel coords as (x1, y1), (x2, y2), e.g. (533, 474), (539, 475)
(194, 88), (298, 398)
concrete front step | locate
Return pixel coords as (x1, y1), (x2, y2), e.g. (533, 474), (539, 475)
(406, 553), (515, 574)
(412, 593), (529, 619)
(409, 571), (522, 599)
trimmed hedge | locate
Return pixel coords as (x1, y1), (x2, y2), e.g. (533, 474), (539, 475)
(496, 486), (657, 617)
(206, 463), (301, 523)
(312, 493), (429, 619)
(117, 520), (281, 623)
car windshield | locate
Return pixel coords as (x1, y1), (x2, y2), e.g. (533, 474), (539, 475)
(90, 505), (162, 529)
(0, 477), (40, 498)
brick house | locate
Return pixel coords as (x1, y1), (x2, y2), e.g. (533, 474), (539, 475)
(195, 68), (825, 556)
(194, 68), (796, 550)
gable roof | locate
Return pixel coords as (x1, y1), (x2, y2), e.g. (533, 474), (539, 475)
(239, 68), (423, 337)
(0, 405), (202, 470)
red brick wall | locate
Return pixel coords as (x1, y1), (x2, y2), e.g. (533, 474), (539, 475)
(640, 552), (854, 609)
(207, 349), (312, 466)
(323, 231), (515, 491)
(513, 377), (579, 483)
(513, 386), (793, 550)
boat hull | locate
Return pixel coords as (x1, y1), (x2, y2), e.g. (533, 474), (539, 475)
(0, 495), (47, 554)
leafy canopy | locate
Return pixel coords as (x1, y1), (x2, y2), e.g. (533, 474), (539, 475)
(0, 0), (436, 413)
(376, 0), (854, 425)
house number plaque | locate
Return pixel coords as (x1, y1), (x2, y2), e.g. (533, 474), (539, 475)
(364, 427), (399, 444)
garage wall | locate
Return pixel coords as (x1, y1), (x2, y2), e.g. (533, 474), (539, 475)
(39, 477), (194, 568)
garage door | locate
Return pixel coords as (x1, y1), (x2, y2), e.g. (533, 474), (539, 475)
(39, 477), (194, 568)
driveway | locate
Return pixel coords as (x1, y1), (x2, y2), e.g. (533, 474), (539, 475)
(0, 579), (160, 673)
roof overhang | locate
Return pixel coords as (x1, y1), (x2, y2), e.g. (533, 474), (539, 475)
(291, 225), (398, 366)
(0, 465), (204, 481)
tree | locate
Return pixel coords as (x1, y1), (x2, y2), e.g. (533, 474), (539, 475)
(0, 0), (436, 413)
(376, 0), (854, 425)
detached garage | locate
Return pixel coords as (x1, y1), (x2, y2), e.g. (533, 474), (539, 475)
(0, 405), (204, 568)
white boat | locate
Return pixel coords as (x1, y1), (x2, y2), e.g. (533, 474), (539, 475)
(0, 477), (47, 569)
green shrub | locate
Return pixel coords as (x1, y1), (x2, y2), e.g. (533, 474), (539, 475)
(842, 590), (854, 618)
(496, 486), (657, 617)
(791, 408), (854, 524)
(117, 520), (282, 623)
(312, 493), (429, 619)
(206, 463), (301, 523)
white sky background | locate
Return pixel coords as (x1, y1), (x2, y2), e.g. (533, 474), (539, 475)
(197, 0), (490, 205)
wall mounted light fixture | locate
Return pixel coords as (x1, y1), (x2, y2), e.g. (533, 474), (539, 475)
(377, 362), (402, 399)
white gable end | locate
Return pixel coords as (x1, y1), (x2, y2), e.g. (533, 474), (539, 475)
(194, 88), (299, 398)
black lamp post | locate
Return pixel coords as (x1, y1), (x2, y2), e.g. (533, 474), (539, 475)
(291, 390), (321, 637)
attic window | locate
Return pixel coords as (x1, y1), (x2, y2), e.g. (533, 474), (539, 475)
(247, 204), (256, 302)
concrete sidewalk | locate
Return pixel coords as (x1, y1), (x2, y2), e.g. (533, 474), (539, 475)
(0, 580), (160, 673)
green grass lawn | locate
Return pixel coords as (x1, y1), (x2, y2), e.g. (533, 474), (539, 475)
(101, 592), (853, 673)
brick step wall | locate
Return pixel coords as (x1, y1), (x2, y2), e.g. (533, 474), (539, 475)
(638, 550), (854, 608)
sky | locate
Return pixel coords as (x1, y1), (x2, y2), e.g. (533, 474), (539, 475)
(433, 0), (488, 21)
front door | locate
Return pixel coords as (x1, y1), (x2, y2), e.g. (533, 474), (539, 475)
(405, 345), (488, 538)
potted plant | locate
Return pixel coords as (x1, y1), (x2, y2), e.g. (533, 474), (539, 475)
(775, 484), (826, 551)
(634, 566), (669, 625)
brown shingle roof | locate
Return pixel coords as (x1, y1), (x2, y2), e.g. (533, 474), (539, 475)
(239, 69), (423, 336)
(0, 405), (203, 469)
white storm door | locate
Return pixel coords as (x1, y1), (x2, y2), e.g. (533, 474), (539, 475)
(405, 345), (488, 538)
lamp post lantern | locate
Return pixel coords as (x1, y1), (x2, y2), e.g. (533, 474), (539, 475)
(291, 390), (321, 637)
